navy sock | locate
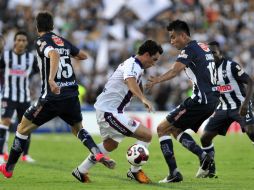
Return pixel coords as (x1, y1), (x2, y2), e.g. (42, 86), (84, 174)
(23, 134), (31, 155)
(159, 136), (178, 175)
(0, 128), (7, 154)
(202, 144), (215, 159)
(178, 132), (204, 160)
(6, 133), (28, 172)
(77, 128), (100, 155)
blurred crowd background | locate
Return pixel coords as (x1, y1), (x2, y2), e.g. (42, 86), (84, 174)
(1, 0), (254, 111)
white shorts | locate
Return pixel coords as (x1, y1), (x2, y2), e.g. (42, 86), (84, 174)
(96, 110), (140, 143)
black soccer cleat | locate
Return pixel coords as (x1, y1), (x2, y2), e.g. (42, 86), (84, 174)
(196, 154), (213, 178)
(72, 168), (90, 183)
(159, 171), (183, 183)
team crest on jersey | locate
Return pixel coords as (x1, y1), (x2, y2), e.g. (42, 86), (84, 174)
(52, 35), (64, 46)
(198, 42), (210, 52)
(178, 50), (188, 59)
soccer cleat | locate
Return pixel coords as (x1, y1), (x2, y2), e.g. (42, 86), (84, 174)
(127, 169), (151, 184)
(95, 153), (116, 169)
(207, 160), (218, 178)
(159, 171), (183, 183)
(72, 168), (90, 183)
(0, 163), (13, 178)
(4, 153), (9, 161)
(21, 155), (36, 163)
(196, 154), (213, 178)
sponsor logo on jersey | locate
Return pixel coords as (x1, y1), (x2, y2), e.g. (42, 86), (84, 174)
(128, 119), (137, 127)
(52, 35), (64, 46)
(9, 69), (26, 76)
(198, 42), (210, 52)
(214, 84), (233, 93)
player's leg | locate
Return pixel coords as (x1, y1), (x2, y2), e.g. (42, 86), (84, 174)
(0, 100), (15, 164)
(127, 124), (152, 184)
(17, 103), (35, 163)
(157, 119), (182, 183)
(0, 116), (38, 178)
(245, 124), (254, 144)
(73, 138), (118, 183)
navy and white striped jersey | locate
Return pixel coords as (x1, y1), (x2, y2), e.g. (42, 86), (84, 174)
(215, 58), (250, 110)
(177, 40), (219, 104)
(36, 32), (79, 100)
(0, 50), (38, 103)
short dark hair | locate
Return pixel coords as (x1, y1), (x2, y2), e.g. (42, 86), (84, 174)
(167, 20), (190, 37)
(36, 11), (54, 32)
(14, 31), (28, 41)
(208, 41), (220, 48)
(138, 40), (163, 56)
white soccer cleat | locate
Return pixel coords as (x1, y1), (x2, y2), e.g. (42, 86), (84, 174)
(21, 155), (36, 163)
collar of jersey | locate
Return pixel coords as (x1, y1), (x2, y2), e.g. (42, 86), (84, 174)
(132, 55), (143, 69)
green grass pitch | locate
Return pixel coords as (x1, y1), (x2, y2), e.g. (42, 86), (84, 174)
(1, 133), (253, 190)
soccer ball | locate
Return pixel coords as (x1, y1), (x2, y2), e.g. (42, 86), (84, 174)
(126, 144), (149, 166)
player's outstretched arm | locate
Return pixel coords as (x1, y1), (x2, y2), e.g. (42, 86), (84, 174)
(146, 61), (186, 89)
(126, 77), (154, 112)
(240, 76), (253, 116)
(48, 49), (60, 94)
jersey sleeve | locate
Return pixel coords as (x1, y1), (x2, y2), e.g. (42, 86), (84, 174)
(65, 39), (79, 57)
(123, 62), (142, 80)
(231, 62), (249, 83)
(176, 46), (194, 67)
(36, 37), (55, 58)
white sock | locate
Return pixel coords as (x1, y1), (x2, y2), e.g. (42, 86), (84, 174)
(78, 142), (109, 173)
(4, 130), (9, 153)
(130, 165), (141, 173)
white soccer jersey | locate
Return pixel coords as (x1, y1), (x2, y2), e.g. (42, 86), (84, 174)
(94, 56), (143, 113)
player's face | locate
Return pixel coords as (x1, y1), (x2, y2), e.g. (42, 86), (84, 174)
(143, 52), (160, 69)
(14, 35), (28, 52)
(169, 30), (186, 50)
(209, 45), (221, 64)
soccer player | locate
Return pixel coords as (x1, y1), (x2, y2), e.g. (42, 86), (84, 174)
(0, 11), (115, 179)
(72, 40), (163, 184)
(200, 41), (254, 178)
(146, 20), (220, 182)
(0, 31), (38, 164)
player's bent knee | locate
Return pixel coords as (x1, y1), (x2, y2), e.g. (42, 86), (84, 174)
(1, 118), (12, 126)
(103, 139), (118, 152)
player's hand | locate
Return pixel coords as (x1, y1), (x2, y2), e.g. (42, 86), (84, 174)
(141, 98), (154, 113)
(145, 76), (160, 90)
(48, 80), (60, 94)
(239, 102), (248, 116)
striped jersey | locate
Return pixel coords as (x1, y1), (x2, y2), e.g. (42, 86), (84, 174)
(0, 50), (38, 102)
(36, 32), (79, 100)
(214, 58), (250, 110)
(177, 40), (219, 104)
(94, 56), (143, 113)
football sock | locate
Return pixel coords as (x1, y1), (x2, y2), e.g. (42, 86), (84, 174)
(130, 165), (141, 173)
(0, 124), (8, 154)
(177, 132), (204, 160)
(77, 128), (101, 155)
(78, 142), (109, 173)
(202, 143), (215, 159)
(4, 130), (10, 153)
(6, 132), (28, 172)
(23, 134), (31, 155)
(159, 135), (178, 175)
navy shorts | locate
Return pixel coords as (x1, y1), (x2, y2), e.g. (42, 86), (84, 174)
(1, 98), (30, 122)
(166, 97), (218, 132)
(24, 96), (83, 126)
(205, 102), (254, 135)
